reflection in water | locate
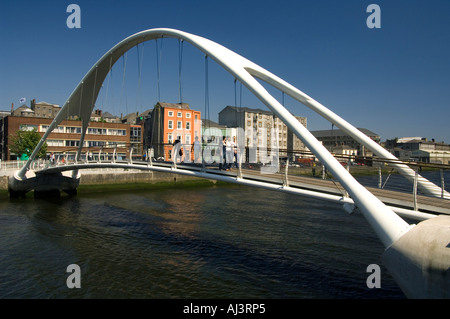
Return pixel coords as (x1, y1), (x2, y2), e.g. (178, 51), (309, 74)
(0, 184), (405, 299)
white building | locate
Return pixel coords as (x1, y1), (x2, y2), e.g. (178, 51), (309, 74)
(218, 106), (308, 163)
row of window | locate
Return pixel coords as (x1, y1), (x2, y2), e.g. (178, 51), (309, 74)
(168, 120), (191, 130)
(167, 111), (198, 119)
(47, 139), (129, 148)
(19, 124), (128, 136)
(167, 133), (192, 145)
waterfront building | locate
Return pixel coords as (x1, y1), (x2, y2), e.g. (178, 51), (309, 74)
(218, 105), (308, 162)
(0, 115), (142, 161)
(387, 137), (450, 164)
(310, 128), (380, 157)
(0, 97), (148, 162)
(144, 102), (201, 161)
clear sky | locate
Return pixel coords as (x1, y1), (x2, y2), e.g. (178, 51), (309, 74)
(1, 0), (449, 143)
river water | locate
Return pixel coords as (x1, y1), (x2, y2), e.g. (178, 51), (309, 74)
(0, 176), (416, 300)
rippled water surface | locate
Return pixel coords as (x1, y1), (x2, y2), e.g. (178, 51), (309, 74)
(0, 183), (405, 299)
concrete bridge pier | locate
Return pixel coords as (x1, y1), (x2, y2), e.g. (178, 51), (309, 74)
(382, 215), (450, 298)
(8, 170), (80, 198)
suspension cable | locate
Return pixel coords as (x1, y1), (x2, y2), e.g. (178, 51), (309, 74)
(104, 54), (113, 115)
(136, 43), (144, 113)
(178, 39), (184, 104)
(121, 53), (128, 116)
(155, 37), (163, 102)
(204, 55), (210, 125)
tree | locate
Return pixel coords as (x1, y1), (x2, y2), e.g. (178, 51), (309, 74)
(9, 129), (47, 159)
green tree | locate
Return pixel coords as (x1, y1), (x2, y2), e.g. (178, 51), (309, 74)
(9, 129), (47, 159)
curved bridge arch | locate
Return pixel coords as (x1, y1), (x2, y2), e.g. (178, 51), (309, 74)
(10, 28), (450, 298)
(13, 27), (446, 248)
(19, 28), (446, 199)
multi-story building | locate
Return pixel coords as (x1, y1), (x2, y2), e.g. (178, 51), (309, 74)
(0, 115), (142, 161)
(31, 100), (61, 118)
(387, 137), (450, 164)
(144, 102), (201, 160)
(218, 106), (308, 162)
(310, 128), (380, 157)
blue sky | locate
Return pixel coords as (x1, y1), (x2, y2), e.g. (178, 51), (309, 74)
(1, 0), (449, 142)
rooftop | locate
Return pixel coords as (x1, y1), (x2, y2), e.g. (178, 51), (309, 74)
(156, 102), (191, 110)
(310, 128), (379, 138)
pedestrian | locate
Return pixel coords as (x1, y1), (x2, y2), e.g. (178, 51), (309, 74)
(192, 136), (201, 164)
(232, 136), (239, 169)
(226, 136), (233, 170)
(50, 152), (55, 165)
(219, 136), (227, 170)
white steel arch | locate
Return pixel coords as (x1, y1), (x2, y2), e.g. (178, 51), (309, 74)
(17, 27), (437, 248)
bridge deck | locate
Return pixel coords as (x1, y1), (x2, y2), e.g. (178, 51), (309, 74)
(209, 167), (450, 215)
(33, 160), (449, 215)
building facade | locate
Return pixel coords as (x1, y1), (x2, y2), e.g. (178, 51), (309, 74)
(388, 137), (450, 164)
(218, 106), (308, 162)
(1, 115), (142, 161)
(144, 102), (201, 161)
(310, 128), (380, 157)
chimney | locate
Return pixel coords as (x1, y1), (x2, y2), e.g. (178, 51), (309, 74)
(11, 103), (14, 113)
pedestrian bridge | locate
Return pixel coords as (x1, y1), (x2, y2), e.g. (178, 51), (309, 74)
(7, 28), (450, 298)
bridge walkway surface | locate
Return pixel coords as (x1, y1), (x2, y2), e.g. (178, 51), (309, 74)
(37, 159), (447, 217)
(30, 159), (449, 216)
(212, 166), (450, 216)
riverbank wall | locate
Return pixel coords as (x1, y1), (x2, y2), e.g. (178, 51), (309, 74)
(0, 168), (212, 192)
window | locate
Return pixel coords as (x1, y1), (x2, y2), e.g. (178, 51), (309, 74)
(87, 128), (107, 135)
(47, 139), (64, 147)
(177, 112), (182, 118)
(130, 127), (141, 142)
(87, 141), (106, 147)
(168, 111), (174, 117)
(168, 120), (173, 129)
(168, 133), (173, 144)
(177, 121), (182, 129)
(186, 113), (191, 118)
(67, 126), (82, 134)
(185, 134), (191, 145)
(65, 140), (80, 147)
(186, 122), (190, 130)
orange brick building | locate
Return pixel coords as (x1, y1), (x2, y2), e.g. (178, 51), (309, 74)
(145, 102), (201, 161)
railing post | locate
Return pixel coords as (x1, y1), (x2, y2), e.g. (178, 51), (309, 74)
(441, 169), (445, 199)
(129, 145), (134, 164)
(378, 165), (382, 189)
(147, 148), (153, 166)
(283, 158), (289, 187)
(413, 167), (419, 211)
(237, 150), (242, 179)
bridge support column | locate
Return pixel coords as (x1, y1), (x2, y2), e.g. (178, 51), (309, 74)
(8, 170), (80, 198)
(382, 215), (450, 298)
